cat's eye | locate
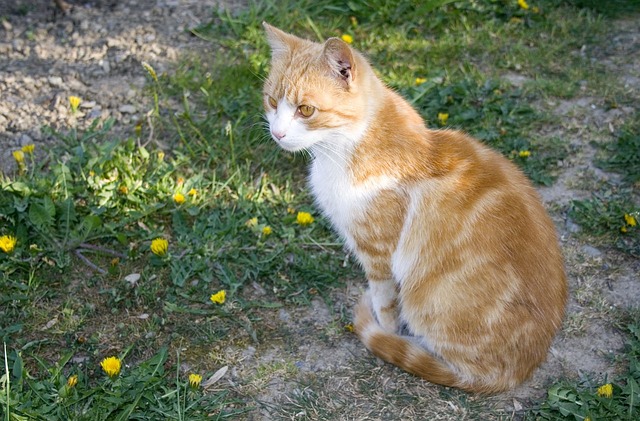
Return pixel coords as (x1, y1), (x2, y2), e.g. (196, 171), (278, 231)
(297, 105), (315, 118)
(267, 96), (277, 109)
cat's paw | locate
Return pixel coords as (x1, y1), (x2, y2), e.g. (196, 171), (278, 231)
(374, 305), (400, 333)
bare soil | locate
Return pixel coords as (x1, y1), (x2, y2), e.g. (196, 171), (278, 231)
(1, 2), (638, 420)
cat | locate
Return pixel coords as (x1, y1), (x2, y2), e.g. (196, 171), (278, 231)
(262, 22), (568, 394)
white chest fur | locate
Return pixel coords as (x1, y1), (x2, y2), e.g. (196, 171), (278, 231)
(308, 150), (397, 252)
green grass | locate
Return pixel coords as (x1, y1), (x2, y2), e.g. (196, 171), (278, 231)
(533, 323), (640, 420)
(597, 122), (640, 185)
(1, 0), (640, 419)
(570, 118), (640, 256)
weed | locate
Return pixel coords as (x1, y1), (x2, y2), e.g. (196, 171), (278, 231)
(0, 346), (244, 420)
(570, 186), (639, 256)
(597, 122), (640, 185)
(534, 324), (640, 420)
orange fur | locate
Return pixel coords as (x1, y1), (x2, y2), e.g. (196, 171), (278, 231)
(263, 23), (568, 394)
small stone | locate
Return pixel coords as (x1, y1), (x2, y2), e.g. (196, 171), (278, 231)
(71, 355), (90, 364)
(100, 59), (110, 73)
(67, 78), (86, 91)
(582, 245), (602, 258)
(48, 76), (64, 88)
(87, 106), (102, 119)
(114, 51), (128, 63)
(124, 273), (141, 287)
(119, 104), (136, 114)
(63, 21), (74, 34)
(18, 133), (33, 146)
(80, 100), (96, 109)
(12, 39), (24, 52)
(242, 346), (256, 360)
(566, 219), (581, 234)
(278, 308), (291, 322)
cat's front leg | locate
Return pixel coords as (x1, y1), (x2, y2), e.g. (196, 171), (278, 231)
(354, 239), (402, 332)
(368, 278), (400, 332)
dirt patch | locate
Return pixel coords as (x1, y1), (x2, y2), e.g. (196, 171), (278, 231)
(0, 0), (227, 171)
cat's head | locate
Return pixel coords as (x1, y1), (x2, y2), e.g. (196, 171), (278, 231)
(262, 23), (373, 152)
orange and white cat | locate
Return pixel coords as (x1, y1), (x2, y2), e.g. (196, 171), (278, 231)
(262, 23), (567, 394)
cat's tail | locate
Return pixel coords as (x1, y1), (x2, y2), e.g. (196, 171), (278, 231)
(354, 293), (493, 394)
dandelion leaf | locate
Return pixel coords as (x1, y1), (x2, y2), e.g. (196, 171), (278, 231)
(28, 196), (55, 229)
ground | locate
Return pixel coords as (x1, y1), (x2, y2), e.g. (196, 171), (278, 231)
(1, 1), (638, 420)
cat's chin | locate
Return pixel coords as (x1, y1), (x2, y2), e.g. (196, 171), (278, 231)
(273, 137), (313, 153)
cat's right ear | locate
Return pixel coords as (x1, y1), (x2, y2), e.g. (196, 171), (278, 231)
(323, 38), (356, 89)
(263, 22), (294, 61)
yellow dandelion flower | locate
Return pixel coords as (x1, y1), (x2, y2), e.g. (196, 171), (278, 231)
(67, 374), (78, 388)
(621, 226), (628, 233)
(245, 217), (258, 228)
(287, 206), (296, 214)
(187, 188), (197, 197)
(173, 192), (186, 205)
(0, 235), (17, 254)
(150, 238), (168, 256)
(344, 323), (354, 332)
(296, 211), (314, 226)
(518, 0), (529, 10)
(519, 150), (531, 158)
(415, 77), (427, 85)
(100, 356), (122, 378)
(262, 226), (272, 236)
(189, 373), (202, 388)
(69, 96), (81, 112)
(437, 113), (449, 125)
(341, 34), (353, 44)
(21, 144), (35, 154)
(118, 185), (128, 194)
(624, 213), (637, 227)
(597, 383), (613, 398)
(157, 151), (165, 161)
(141, 61), (158, 82)
(12, 150), (25, 164)
(210, 290), (226, 305)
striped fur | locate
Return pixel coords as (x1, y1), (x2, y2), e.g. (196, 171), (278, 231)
(263, 23), (568, 394)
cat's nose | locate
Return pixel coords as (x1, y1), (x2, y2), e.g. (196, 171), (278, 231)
(272, 130), (286, 140)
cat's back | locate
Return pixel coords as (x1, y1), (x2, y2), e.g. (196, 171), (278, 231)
(401, 128), (565, 282)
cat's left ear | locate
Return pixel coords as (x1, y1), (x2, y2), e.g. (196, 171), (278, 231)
(323, 38), (356, 88)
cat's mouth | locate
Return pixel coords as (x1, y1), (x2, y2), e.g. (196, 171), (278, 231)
(275, 139), (307, 153)
(271, 134), (314, 153)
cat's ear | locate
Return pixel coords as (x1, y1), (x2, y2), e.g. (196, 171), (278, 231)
(263, 22), (296, 61)
(323, 38), (356, 88)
